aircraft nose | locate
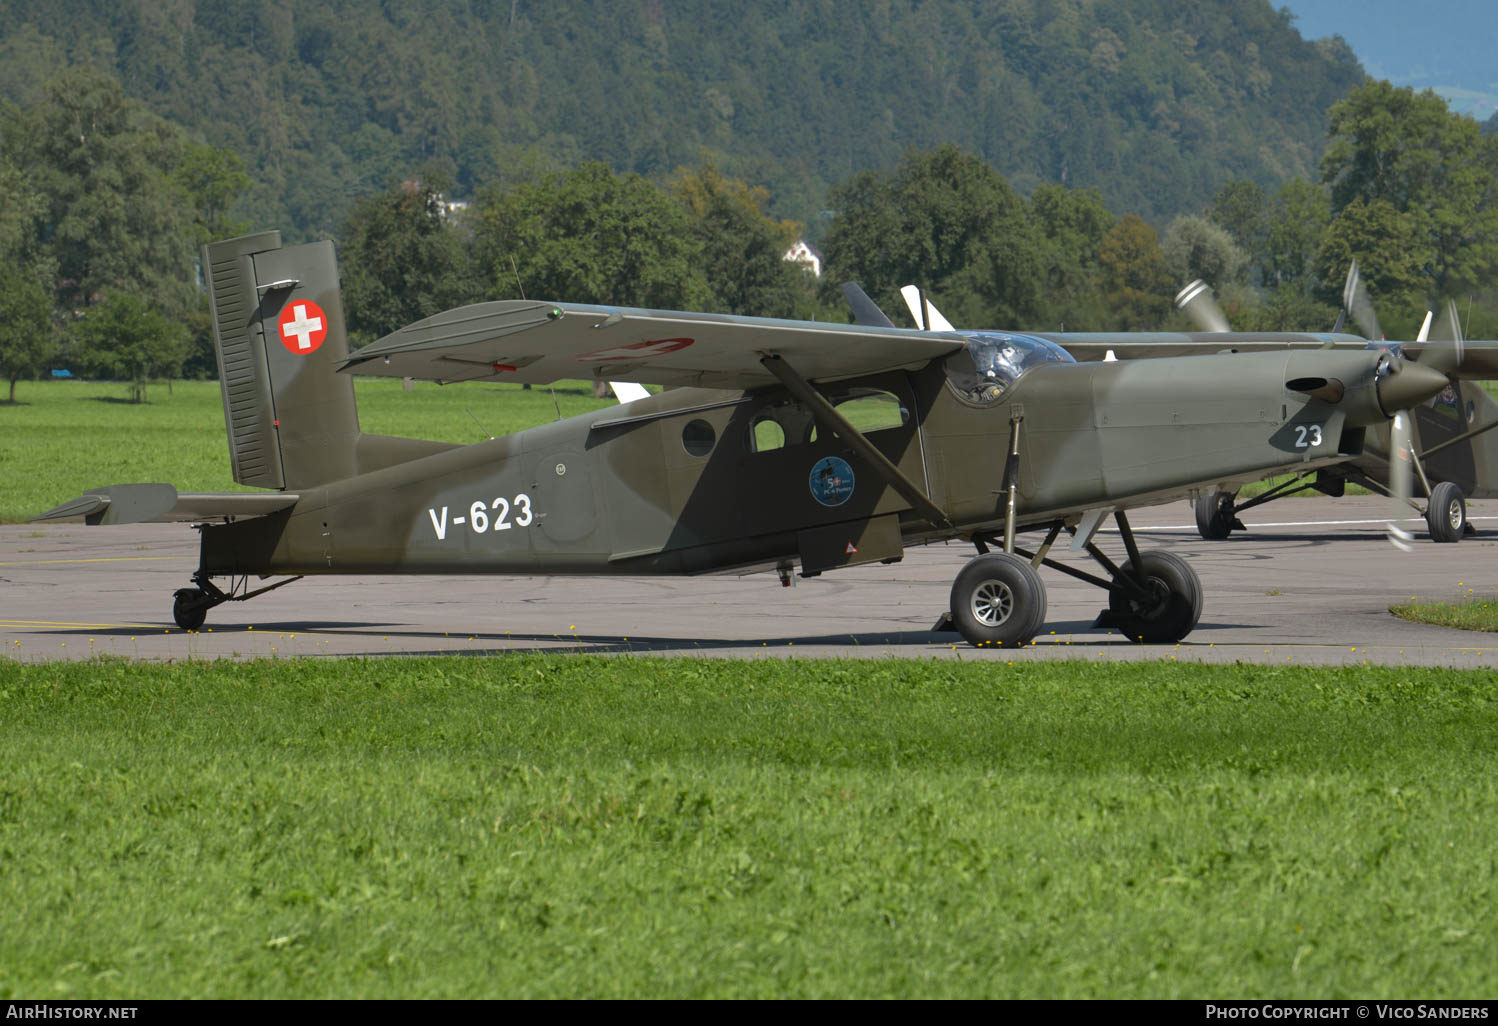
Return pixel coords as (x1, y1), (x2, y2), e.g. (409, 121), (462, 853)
(1377, 358), (1450, 415)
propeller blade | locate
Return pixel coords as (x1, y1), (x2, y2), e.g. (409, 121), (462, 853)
(1414, 298), (1467, 378)
(1416, 310), (1432, 342)
(1342, 260), (1383, 341)
(898, 286), (955, 332)
(1445, 298), (1465, 371)
(1174, 279), (1230, 332)
(1387, 410), (1415, 551)
(840, 282), (896, 328)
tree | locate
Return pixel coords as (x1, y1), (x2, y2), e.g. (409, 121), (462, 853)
(338, 171), (477, 344)
(1262, 179), (1331, 288)
(472, 162), (714, 310)
(11, 65), (196, 317)
(1029, 184), (1115, 329)
(1208, 179), (1269, 271)
(1161, 215), (1247, 289)
(1321, 80), (1498, 298)
(1315, 198), (1431, 340)
(0, 151), (55, 401)
(71, 291), (188, 402)
(1098, 215), (1173, 329)
(1255, 283), (1337, 333)
(671, 159), (815, 319)
(0, 260), (54, 402)
(172, 141), (253, 247)
(821, 145), (1044, 329)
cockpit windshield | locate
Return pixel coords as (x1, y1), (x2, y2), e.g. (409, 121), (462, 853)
(943, 332), (1074, 404)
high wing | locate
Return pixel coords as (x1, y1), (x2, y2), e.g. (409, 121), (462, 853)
(338, 301), (968, 389)
(889, 286), (1377, 361)
(1033, 331), (1372, 362)
(32, 484), (298, 525)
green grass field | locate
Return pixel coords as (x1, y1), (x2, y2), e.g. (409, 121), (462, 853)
(1392, 598), (1498, 632)
(2, 656), (1496, 999)
(0, 379), (619, 522)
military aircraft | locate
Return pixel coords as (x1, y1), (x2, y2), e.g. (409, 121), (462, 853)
(1172, 269), (1498, 544)
(897, 279), (1498, 546)
(34, 231), (1453, 647)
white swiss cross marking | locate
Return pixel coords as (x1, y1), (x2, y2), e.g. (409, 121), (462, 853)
(277, 300), (328, 354)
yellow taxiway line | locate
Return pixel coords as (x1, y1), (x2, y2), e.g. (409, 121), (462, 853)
(0, 619), (153, 629)
(0, 555), (185, 566)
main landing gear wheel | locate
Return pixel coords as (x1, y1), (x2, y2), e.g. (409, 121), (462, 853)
(1426, 481), (1467, 544)
(950, 552), (1048, 648)
(1107, 551), (1202, 644)
(1195, 491), (1239, 540)
(172, 588), (210, 631)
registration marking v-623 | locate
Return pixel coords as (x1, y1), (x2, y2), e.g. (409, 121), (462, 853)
(428, 494), (534, 540)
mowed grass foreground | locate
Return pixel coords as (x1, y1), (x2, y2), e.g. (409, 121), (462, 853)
(2, 657), (1496, 998)
(0, 379), (619, 522)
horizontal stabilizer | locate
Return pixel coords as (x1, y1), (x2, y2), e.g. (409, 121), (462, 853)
(32, 484), (299, 525)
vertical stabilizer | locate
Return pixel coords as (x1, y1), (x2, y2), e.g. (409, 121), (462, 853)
(203, 233), (361, 489)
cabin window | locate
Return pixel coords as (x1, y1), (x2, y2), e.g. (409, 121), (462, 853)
(834, 390), (908, 432)
(682, 419), (716, 457)
(745, 400), (816, 453)
(808, 389), (909, 442)
(749, 416), (787, 453)
(943, 332), (1072, 406)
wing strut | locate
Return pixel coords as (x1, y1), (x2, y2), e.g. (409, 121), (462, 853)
(759, 354), (953, 529)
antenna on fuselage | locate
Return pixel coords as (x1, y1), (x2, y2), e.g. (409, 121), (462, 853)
(508, 255), (533, 390)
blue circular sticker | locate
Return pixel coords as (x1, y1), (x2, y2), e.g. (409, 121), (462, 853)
(809, 456), (855, 507)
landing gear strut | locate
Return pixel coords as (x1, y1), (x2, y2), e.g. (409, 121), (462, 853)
(170, 572), (303, 630)
(941, 511), (1203, 647)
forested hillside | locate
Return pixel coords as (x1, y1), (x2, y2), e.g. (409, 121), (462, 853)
(0, 0), (1365, 239)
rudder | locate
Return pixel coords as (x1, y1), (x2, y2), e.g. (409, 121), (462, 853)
(203, 232), (361, 489)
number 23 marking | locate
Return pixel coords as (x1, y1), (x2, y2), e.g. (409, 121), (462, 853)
(1294, 425), (1323, 448)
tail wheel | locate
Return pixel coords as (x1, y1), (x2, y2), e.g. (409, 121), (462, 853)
(949, 552), (1048, 648)
(173, 588), (209, 631)
(1107, 551), (1202, 644)
(1426, 481), (1466, 544)
(1194, 491), (1236, 540)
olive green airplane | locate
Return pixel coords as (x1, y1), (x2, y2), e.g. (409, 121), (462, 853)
(1175, 271), (1498, 545)
(36, 232), (1456, 647)
(902, 278), (1498, 548)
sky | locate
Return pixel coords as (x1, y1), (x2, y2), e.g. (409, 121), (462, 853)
(1282, 0), (1498, 120)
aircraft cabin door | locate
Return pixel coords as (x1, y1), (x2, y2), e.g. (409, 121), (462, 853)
(732, 371), (929, 564)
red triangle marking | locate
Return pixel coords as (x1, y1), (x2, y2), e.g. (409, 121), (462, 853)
(845, 542), (858, 555)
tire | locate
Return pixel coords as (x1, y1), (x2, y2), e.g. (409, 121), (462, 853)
(173, 588), (209, 631)
(1195, 491), (1236, 540)
(949, 552), (1048, 648)
(1426, 481), (1466, 544)
(1107, 551), (1202, 644)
